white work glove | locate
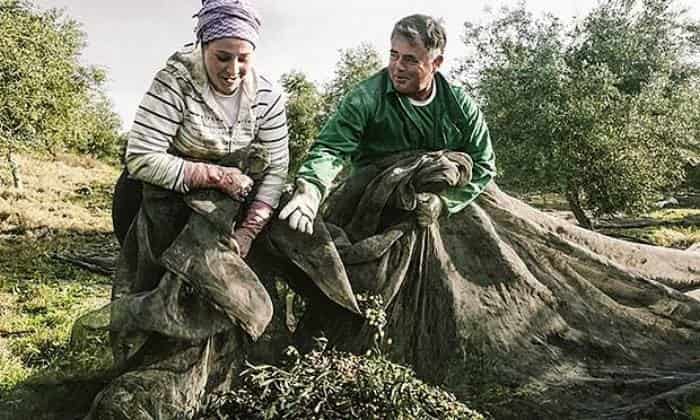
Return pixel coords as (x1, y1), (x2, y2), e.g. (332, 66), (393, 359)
(278, 178), (322, 235)
(415, 192), (444, 227)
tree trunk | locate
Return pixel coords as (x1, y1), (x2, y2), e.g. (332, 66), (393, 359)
(566, 188), (592, 229)
(7, 148), (22, 190)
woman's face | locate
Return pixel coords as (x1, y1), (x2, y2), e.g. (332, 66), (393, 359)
(203, 37), (255, 95)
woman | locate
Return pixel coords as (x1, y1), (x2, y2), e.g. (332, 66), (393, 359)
(82, 1), (289, 418)
(122, 0), (288, 256)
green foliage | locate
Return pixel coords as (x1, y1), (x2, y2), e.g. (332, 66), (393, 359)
(457, 0), (700, 222)
(64, 92), (124, 161)
(356, 293), (388, 353)
(567, 0), (700, 95)
(280, 71), (323, 177)
(322, 43), (383, 121)
(281, 44), (383, 176)
(457, 7), (569, 194)
(0, 0), (122, 161)
(200, 348), (483, 420)
(200, 293), (482, 419)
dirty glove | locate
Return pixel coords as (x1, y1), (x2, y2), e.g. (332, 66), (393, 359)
(232, 200), (274, 258)
(183, 161), (253, 201)
(278, 178), (322, 235)
(415, 192), (443, 227)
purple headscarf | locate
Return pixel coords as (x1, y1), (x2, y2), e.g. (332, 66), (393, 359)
(194, 0), (261, 48)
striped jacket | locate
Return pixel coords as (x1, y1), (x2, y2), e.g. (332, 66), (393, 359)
(125, 45), (289, 207)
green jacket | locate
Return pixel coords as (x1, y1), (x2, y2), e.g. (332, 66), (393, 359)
(297, 69), (496, 215)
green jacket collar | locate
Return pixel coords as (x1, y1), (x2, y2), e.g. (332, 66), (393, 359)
(382, 68), (450, 97)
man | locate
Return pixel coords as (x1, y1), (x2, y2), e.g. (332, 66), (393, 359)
(280, 14), (496, 232)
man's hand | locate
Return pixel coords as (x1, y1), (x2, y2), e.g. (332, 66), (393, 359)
(415, 192), (443, 227)
(183, 161), (253, 201)
(278, 179), (322, 235)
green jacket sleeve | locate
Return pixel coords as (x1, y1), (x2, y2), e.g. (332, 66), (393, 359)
(296, 88), (370, 197)
(441, 94), (496, 215)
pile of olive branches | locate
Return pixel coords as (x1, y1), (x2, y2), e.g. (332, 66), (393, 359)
(198, 294), (484, 420)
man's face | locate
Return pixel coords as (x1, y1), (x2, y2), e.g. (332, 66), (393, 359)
(203, 37), (255, 95)
(388, 35), (443, 99)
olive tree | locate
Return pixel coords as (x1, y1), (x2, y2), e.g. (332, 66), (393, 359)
(321, 43), (383, 123)
(280, 71), (324, 177)
(456, 0), (699, 227)
(0, 0), (122, 187)
(281, 45), (383, 177)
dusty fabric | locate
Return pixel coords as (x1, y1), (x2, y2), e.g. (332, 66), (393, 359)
(267, 150), (700, 419)
(86, 331), (248, 420)
(76, 145), (282, 420)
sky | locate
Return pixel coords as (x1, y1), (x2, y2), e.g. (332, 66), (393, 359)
(38, 0), (700, 130)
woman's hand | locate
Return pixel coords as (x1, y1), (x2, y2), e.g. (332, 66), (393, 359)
(183, 161), (253, 201)
(232, 200), (274, 257)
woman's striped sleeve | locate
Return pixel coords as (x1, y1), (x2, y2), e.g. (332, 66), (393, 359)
(125, 69), (187, 191)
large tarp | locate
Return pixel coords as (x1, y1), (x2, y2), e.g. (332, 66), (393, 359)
(74, 146), (290, 419)
(266, 150), (700, 419)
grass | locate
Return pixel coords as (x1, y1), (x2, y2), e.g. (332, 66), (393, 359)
(603, 225), (700, 248)
(645, 208), (700, 221)
(522, 192), (700, 249)
(0, 152), (118, 418)
(596, 208), (700, 248)
(0, 152), (115, 232)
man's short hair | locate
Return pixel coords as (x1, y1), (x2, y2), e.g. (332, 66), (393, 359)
(391, 14), (447, 57)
